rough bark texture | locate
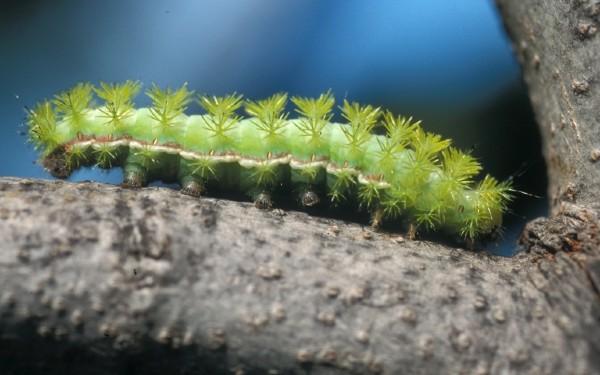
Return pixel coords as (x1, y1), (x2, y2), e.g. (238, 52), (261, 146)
(0, 178), (598, 375)
(1, 1), (600, 374)
(496, 0), (600, 212)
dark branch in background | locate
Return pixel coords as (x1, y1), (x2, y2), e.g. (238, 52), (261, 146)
(496, 0), (600, 212)
(1, 0), (600, 373)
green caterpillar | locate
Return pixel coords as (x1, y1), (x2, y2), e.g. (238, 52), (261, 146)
(27, 81), (511, 240)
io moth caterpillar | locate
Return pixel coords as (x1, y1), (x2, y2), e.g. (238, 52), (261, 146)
(27, 81), (511, 240)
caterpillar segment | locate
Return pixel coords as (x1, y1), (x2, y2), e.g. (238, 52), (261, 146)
(27, 81), (512, 240)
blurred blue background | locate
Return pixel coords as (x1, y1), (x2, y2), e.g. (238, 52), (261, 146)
(0, 0), (546, 255)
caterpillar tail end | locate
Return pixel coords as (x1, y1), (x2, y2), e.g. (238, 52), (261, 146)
(42, 147), (72, 179)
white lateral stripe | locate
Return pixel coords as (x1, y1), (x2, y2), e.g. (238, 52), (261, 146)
(71, 139), (391, 188)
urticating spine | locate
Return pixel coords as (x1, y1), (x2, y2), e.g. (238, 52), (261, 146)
(27, 81), (511, 239)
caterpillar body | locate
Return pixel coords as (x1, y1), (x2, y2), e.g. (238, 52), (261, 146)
(27, 81), (511, 240)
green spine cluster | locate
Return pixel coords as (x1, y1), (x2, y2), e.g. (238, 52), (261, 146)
(27, 81), (512, 239)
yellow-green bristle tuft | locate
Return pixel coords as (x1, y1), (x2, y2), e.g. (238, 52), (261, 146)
(65, 146), (88, 170)
(459, 175), (512, 239)
(340, 100), (381, 152)
(245, 93), (288, 139)
(415, 208), (442, 231)
(477, 175), (513, 212)
(328, 171), (355, 204)
(147, 83), (193, 131)
(460, 216), (480, 240)
(412, 128), (451, 162)
(94, 143), (118, 168)
(291, 91), (335, 143)
(190, 157), (217, 179)
(381, 193), (406, 219)
(94, 80), (141, 130)
(358, 182), (381, 209)
(27, 101), (59, 155)
(383, 112), (421, 146)
(375, 137), (402, 176)
(132, 145), (160, 170)
(53, 82), (93, 130)
(299, 166), (320, 182)
(250, 164), (279, 188)
(442, 147), (481, 186)
(198, 93), (243, 140)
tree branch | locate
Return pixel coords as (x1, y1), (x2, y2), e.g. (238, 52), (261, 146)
(496, 0), (600, 213)
(0, 177), (599, 374)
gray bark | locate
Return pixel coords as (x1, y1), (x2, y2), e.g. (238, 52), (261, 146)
(496, 0), (600, 211)
(1, 0), (600, 374)
(0, 177), (599, 375)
